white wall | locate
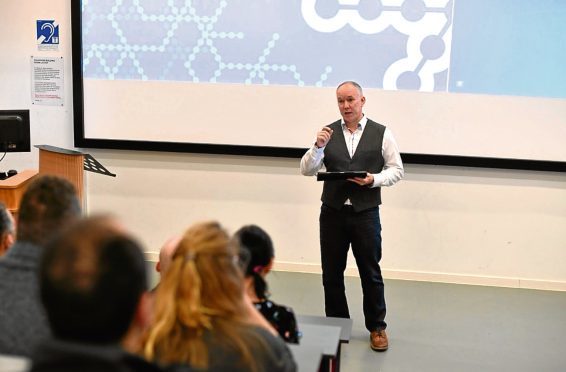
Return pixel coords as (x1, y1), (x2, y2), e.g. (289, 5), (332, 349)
(0, 0), (74, 170)
(84, 149), (566, 291)
(2, 0), (566, 291)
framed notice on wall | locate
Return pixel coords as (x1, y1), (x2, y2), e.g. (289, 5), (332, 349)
(30, 56), (64, 106)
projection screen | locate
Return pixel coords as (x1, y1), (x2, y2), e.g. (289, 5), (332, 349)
(72, 0), (566, 171)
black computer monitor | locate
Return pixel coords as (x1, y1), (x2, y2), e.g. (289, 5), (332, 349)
(0, 110), (30, 153)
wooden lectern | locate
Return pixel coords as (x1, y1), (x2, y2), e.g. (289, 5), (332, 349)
(36, 145), (115, 205)
(0, 146), (114, 216)
(0, 169), (38, 217)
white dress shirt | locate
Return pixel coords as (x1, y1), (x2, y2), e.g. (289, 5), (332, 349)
(300, 115), (404, 188)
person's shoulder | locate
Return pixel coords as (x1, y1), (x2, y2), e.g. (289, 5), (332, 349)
(256, 299), (296, 319)
(266, 300), (297, 317)
(0, 242), (41, 286)
(0, 243), (41, 285)
(162, 365), (194, 372)
(366, 119), (386, 130)
(123, 353), (171, 372)
(31, 340), (169, 372)
(1, 241), (42, 263)
(249, 323), (278, 339)
(248, 325), (286, 348)
(249, 326), (297, 372)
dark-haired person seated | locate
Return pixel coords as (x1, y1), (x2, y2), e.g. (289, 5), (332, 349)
(144, 221), (297, 372)
(0, 176), (81, 357)
(29, 216), (173, 372)
(234, 225), (301, 344)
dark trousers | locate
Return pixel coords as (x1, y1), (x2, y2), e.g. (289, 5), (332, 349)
(319, 204), (386, 332)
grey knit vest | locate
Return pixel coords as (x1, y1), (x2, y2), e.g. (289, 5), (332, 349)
(321, 119), (385, 212)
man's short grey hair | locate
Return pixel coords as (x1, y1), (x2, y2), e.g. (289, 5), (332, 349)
(337, 81), (363, 95)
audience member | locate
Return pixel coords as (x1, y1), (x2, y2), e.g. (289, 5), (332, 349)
(234, 225), (300, 344)
(148, 235), (182, 327)
(144, 221), (297, 372)
(152, 232), (272, 334)
(155, 235), (182, 279)
(0, 201), (15, 256)
(0, 175), (81, 357)
(29, 215), (171, 372)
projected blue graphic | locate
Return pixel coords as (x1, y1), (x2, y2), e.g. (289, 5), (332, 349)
(449, 0), (566, 99)
(82, 0), (566, 98)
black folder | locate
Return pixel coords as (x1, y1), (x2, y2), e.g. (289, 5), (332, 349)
(316, 171), (367, 181)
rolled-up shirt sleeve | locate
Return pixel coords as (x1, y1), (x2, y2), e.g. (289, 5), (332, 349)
(300, 144), (326, 176)
(371, 128), (404, 187)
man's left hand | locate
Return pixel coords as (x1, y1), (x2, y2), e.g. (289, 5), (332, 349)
(348, 173), (374, 187)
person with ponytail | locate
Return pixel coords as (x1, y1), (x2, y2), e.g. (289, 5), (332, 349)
(144, 221), (296, 372)
(234, 225), (301, 344)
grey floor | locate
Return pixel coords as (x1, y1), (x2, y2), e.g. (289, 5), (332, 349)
(268, 271), (566, 372)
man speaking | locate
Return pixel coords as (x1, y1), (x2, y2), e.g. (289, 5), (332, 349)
(300, 81), (403, 351)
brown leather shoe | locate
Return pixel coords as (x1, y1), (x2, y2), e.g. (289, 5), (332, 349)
(370, 329), (389, 351)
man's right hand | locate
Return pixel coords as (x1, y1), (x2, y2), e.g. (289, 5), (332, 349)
(316, 127), (334, 148)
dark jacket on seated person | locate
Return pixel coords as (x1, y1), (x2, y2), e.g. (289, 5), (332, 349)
(254, 300), (300, 344)
(201, 326), (296, 372)
(0, 242), (51, 357)
(30, 340), (176, 372)
(0, 176), (81, 357)
(234, 224), (301, 344)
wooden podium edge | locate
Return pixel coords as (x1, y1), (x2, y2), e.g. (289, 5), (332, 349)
(0, 169), (39, 214)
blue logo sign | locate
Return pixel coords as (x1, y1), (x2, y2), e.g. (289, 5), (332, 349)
(37, 20), (59, 44)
